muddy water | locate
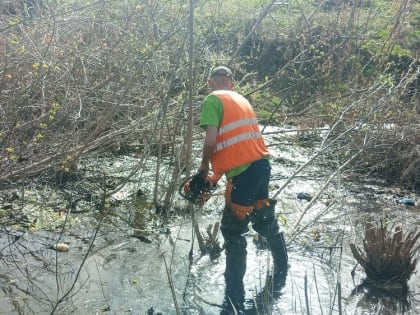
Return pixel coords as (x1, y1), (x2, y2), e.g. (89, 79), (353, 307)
(0, 127), (419, 314)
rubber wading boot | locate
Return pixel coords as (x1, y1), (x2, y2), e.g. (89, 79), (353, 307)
(251, 199), (289, 293)
(220, 235), (247, 315)
(250, 233), (288, 313)
(266, 231), (288, 292)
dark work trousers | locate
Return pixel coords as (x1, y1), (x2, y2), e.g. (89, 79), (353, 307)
(220, 159), (288, 314)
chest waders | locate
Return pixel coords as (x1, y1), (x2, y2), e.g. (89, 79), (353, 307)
(220, 199), (288, 314)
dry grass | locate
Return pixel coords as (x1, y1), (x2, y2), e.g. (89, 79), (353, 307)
(350, 222), (420, 290)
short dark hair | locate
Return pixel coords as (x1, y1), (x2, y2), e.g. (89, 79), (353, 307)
(210, 66), (233, 78)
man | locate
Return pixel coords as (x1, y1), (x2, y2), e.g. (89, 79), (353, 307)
(198, 66), (288, 314)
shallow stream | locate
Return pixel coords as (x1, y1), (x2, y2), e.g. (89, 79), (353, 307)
(0, 127), (419, 315)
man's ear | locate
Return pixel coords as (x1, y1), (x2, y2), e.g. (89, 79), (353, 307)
(208, 78), (215, 89)
(228, 79), (234, 90)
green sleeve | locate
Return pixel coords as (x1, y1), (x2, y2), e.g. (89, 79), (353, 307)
(200, 94), (223, 128)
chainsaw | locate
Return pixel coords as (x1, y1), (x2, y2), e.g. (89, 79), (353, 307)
(179, 170), (217, 205)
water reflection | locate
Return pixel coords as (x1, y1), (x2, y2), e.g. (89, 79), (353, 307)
(244, 272), (287, 314)
(219, 262), (287, 314)
(348, 282), (414, 315)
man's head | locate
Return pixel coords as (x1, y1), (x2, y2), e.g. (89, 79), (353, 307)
(208, 66), (234, 91)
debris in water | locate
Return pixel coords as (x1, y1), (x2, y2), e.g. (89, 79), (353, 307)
(131, 233), (152, 243)
(396, 197), (415, 206)
(147, 306), (163, 315)
(297, 192), (312, 201)
(53, 243), (70, 252)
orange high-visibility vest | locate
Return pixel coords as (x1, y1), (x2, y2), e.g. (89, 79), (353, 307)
(210, 90), (269, 175)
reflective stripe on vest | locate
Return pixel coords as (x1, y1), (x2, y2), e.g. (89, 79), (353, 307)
(216, 130), (262, 151)
(218, 118), (259, 134)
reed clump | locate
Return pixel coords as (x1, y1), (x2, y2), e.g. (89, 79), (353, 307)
(350, 222), (420, 290)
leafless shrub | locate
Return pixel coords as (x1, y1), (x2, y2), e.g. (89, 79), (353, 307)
(0, 1), (189, 186)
